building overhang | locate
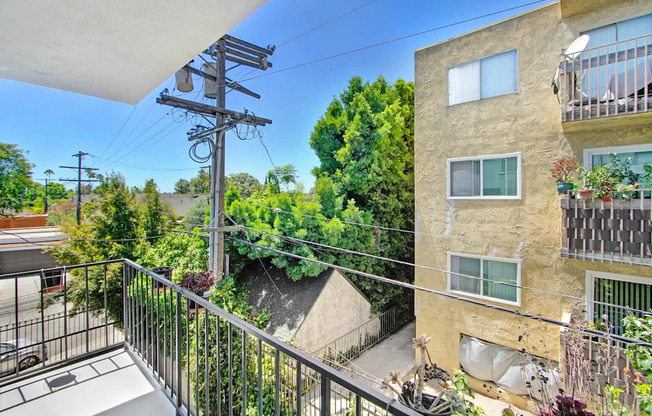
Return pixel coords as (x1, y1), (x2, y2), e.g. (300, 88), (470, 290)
(0, 0), (267, 104)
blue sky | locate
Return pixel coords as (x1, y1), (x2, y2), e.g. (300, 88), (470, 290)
(0, 0), (551, 193)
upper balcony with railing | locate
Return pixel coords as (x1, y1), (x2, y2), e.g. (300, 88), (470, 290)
(558, 33), (652, 127)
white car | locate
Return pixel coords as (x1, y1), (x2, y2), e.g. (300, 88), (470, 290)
(0, 339), (47, 375)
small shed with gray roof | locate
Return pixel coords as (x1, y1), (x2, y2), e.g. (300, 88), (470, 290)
(245, 264), (373, 353)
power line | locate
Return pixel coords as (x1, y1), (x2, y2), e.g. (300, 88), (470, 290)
(236, 0), (551, 84)
(99, 113), (169, 169)
(257, 206), (652, 267)
(113, 122), (186, 166)
(257, 137), (291, 192)
(227, 236), (652, 348)
(98, 102), (139, 159)
(277, 0), (380, 47)
(224, 218), (652, 317)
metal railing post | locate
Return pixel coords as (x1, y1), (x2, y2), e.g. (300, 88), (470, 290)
(320, 376), (331, 416)
(176, 291), (183, 411)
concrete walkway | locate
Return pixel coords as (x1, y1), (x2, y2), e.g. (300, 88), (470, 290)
(347, 322), (416, 388)
(346, 321), (532, 416)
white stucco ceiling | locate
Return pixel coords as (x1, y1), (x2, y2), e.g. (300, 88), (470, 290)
(0, 0), (267, 104)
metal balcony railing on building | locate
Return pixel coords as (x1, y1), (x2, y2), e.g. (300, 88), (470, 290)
(560, 190), (652, 266)
(0, 260), (419, 416)
(559, 34), (652, 123)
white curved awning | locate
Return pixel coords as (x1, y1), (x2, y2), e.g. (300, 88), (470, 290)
(0, 0), (267, 104)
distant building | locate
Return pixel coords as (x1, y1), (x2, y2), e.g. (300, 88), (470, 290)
(414, 0), (651, 403)
(73, 193), (208, 218)
(245, 264), (373, 352)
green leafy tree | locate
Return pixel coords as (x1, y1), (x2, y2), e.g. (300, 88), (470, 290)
(182, 197), (209, 229)
(190, 168), (210, 194)
(0, 143), (36, 216)
(226, 172), (263, 199)
(136, 231), (209, 282)
(309, 76), (415, 311)
(139, 179), (172, 239)
(174, 178), (192, 194)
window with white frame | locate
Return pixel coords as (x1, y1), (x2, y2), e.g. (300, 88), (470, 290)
(584, 144), (652, 188)
(449, 253), (520, 304)
(448, 153), (521, 199)
(586, 271), (652, 336)
(448, 50), (518, 106)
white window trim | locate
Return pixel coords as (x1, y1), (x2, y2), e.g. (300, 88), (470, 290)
(585, 270), (651, 322)
(447, 252), (522, 307)
(447, 152), (522, 200)
(447, 49), (519, 106)
(583, 143), (652, 169)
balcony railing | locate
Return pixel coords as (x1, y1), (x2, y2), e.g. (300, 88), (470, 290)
(0, 260), (419, 416)
(559, 34), (652, 122)
(561, 191), (652, 266)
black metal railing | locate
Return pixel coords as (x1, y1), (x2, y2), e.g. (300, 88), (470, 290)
(0, 261), (124, 383)
(0, 259), (417, 414)
(122, 260), (418, 416)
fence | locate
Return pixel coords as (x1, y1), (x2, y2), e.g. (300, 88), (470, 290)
(314, 307), (410, 366)
(0, 262), (123, 382)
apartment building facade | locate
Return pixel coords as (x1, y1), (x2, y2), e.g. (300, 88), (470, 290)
(414, 0), (651, 398)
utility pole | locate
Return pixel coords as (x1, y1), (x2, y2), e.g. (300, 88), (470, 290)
(60, 151), (100, 225)
(210, 37), (227, 279)
(38, 170), (55, 214)
(157, 34), (274, 279)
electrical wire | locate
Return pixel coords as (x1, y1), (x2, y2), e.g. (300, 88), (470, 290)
(98, 103), (139, 159)
(229, 223), (652, 317)
(236, 0), (551, 85)
(227, 235), (652, 348)
(277, 0), (380, 48)
(257, 206), (652, 267)
(109, 121), (185, 167)
(257, 137), (291, 192)
(99, 114), (169, 168)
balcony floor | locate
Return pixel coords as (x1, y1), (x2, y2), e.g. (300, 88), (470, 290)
(0, 349), (175, 416)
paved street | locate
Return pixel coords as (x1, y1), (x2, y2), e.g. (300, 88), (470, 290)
(0, 227), (66, 275)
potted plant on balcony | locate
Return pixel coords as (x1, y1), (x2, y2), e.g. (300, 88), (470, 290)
(614, 183), (636, 200)
(382, 335), (462, 415)
(577, 164), (618, 201)
(180, 271), (215, 310)
(590, 165), (618, 201)
(576, 165), (594, 200)
(550, 157), (578, 195)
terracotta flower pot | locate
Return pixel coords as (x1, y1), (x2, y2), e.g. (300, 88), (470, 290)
(576, 189), (594, 200)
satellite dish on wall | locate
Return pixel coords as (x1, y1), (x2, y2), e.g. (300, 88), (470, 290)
(552, 35), (590, 96)
(563, 34), (590, 60)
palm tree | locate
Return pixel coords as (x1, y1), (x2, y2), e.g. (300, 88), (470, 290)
(44, 169), (54, 213)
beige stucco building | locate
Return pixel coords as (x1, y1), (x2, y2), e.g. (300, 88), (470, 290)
(414, 0), (651, 401)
